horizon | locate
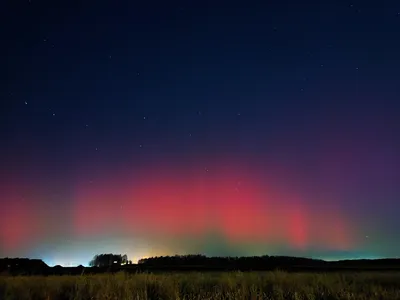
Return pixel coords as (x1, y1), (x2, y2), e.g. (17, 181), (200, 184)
(1, 253), (390, 268)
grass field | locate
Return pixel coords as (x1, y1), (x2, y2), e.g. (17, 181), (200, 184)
(1, 271), (400, 300)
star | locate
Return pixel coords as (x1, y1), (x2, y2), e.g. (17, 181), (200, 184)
(24, 101), (28, 105)
(52, 113), (56, 116)
(139, 144), (143, 148)
(95, 147), (98, 151)
(143, 116), (146, 120)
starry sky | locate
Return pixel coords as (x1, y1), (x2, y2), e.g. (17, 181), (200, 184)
(1, 0), (400, 266)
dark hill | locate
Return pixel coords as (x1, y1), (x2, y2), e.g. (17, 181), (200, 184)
(0, 258), (49, 275)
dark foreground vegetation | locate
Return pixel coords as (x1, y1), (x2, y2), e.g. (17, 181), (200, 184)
(2, 271), (400, 300)
(2, 256), (400, 299)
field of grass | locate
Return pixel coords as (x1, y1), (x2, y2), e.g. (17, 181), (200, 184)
(1, 271), (400, 300)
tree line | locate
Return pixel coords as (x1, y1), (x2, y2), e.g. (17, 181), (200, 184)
(89, 254), (132, 267)
(137, 254), (325, 269)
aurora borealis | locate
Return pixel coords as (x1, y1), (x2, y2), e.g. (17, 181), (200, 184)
(1, 1), (400, 266)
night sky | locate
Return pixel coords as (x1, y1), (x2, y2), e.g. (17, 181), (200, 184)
(1, 0), (400, 266)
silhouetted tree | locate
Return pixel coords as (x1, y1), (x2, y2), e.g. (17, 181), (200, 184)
(121, 254), (128, 265)
(89, 254), (128, 267)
